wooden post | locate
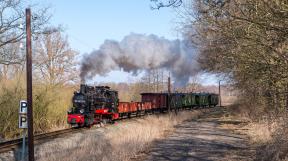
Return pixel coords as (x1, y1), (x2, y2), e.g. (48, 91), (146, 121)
(168, 76), (171, 112)
(26, 8), (34, 161)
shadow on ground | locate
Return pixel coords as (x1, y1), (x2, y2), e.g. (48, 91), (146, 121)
(136, 108), (255, 161)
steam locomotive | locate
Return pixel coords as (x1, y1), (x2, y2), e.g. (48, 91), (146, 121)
(67, 85), (119, 127)
(67, 84), (219, 127)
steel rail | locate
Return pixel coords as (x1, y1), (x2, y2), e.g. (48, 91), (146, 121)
(0, 128), (81, 153)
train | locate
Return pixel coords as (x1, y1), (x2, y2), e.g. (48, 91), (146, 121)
(67, 84), (219, 127)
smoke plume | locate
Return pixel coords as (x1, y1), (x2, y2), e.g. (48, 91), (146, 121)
(80, 33), (199, 86)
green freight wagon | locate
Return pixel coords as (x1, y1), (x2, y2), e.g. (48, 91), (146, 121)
(195, 93), (209, 107)
(181, 93), (189, 108)
(170, 93), (183, 110)
(182, 93), (197, 108)
(190, 93), (197, 107)
(208, 93), (219, 107)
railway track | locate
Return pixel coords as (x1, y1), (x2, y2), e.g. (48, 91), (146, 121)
(0, 112), (166, 154)
(0, 128), (83, 154)
(0, 107), (220, 154)
(0, 115), (143, 154)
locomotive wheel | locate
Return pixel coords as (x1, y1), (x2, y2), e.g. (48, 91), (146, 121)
(85, 123), (92, 128)
(102, 119), (108, 124)
(85, 121), (92, 128)
(84, 118), (93, 128)
(78, 123), (85, 128)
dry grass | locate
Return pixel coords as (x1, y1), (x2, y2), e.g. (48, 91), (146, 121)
(250, 118), (288, 161)
(225, 103), (288, 161)
(243, 120), (279, 144)
(221, 95), (238, 106)
(35, 110), (204, 161)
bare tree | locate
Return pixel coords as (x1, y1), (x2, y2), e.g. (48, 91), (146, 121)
(0, 0), (50, 65)
(34, 31), (79, 86)
(150, 0), (183, 9)
(140, 69), (169, 93)
(179, 0), (288, 112)
(0, 41), (24, 80)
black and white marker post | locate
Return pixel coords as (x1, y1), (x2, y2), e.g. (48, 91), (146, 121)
(19, 100), (28, 161)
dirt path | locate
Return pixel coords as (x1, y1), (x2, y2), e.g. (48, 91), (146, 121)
(136, 108), (255, 161)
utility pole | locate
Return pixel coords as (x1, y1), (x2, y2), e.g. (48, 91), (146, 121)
(148, 71), (151, 92)
(219, 80), (222, 107)
(161, 70), (164, 92)
(26, 8), (34, 161)
(156, 69), (159, 92)
(168, 73), (171, 113)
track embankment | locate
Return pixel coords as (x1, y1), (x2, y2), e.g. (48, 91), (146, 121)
(135, 107), (255, 161)
(0, 109), (206, 161)
(0, 108), (232, 161)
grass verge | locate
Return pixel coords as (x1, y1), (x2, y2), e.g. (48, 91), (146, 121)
(34, 110), (205, 161)
(225, 104), (288, 161)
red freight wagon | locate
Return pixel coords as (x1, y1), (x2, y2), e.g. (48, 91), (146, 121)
(118, 102), (130, 113)
(159, 94), (168, 110)
(141, 93), (156, 109)
(142, 102), (152, 110)
(137, 102), (143, 111)
(141, 93), (168, 111)
(129, 102), (138, 112)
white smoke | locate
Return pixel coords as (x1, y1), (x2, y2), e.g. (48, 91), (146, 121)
(80, 33), (199, 86)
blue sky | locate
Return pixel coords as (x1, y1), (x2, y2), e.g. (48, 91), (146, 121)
(37, 0), (179, 54)
(28, 0), (218, 85)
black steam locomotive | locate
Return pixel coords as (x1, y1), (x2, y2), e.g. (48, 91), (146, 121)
(68, 84), (119, 127)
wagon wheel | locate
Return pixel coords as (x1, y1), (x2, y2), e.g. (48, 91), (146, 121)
(174, 107), (178, 115)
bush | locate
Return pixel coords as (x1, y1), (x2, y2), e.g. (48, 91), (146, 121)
(0, 77), (25, 138)
(254, 117), (288, 161)
(0, 76), (75, 139)
(229, 100), (288, 161)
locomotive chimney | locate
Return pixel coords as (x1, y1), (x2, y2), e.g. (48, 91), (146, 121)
(80, 84), (86, 93)
(81, 79), (86, 84)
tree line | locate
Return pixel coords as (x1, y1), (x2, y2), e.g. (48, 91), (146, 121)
(0, 0), (78, 138)
(171, 0), (288, 116)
